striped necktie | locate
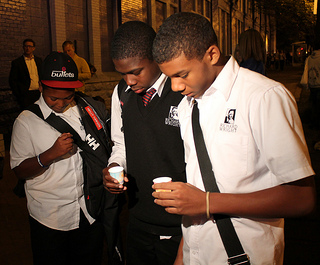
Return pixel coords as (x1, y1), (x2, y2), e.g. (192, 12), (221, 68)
(142, 88), (156, 106)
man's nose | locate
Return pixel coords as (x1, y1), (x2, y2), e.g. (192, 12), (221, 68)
(57, 100), (66, 108)
(171, 78), (184, 92)
(125, 74), (137, 87)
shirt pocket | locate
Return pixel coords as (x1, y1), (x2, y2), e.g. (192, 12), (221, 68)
(212, 133), (249, 183)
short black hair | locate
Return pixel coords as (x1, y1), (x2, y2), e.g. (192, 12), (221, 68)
(23, 39), (35, 47)
(111, 21), (156, 61)
(153, 12), (218, 64)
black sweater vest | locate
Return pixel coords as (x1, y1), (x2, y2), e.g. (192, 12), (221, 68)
(121, 79), (186, 235)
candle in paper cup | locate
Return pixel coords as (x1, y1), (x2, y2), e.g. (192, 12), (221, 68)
(108, 166), (124, 184)
(153, 177), (172, 192)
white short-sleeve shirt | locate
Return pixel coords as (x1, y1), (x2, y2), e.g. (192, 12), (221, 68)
(178, 56), (314, 264)
(10, 95), (95, 231)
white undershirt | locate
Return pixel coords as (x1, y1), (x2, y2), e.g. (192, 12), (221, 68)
(24, 55), (39, 90)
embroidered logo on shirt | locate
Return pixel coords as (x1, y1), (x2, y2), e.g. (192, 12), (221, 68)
(165, 106), (180, 127)
(220, 108), (238, 132)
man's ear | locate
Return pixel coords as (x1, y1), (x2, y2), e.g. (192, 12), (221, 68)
(206, 45), (220, 65)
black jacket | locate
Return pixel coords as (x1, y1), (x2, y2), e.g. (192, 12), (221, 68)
(9, 55), (42, 99)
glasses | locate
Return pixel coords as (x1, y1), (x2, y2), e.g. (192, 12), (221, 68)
(24, 45), (34, 48)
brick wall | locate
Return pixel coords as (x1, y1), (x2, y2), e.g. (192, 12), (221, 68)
(0, 0), (51, 90)
(0, 0), (118, 135)
(49, 0), (66, 51)
(0, 0), (51, 135)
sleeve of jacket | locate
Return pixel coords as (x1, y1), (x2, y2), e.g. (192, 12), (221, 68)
(9, 59), (23, 98)
(35, 56), (43, 80)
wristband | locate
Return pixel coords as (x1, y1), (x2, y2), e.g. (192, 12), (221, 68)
(37, 154), (48, 168)
(206, 191), (210, 219)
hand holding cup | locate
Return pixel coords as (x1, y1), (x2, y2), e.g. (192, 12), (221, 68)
(153, 177), (172, 192)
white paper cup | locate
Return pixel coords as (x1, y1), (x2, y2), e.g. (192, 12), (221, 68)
(153, 177), (172, 192)
(108, 166), (124, 184)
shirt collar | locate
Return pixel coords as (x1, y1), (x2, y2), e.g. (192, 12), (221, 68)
(24, 55), (34, 60)
(37, 94), (77, 119)
(37, 95), (52, 119)
(209, 56), (239, 101)
(125, 73), (168, 97)
(186, 56), (239, 107)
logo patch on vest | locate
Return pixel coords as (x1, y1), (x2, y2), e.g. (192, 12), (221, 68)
(85, 106), (102, 130)
(165, 106), (179, 127)
(85, 134), (100, 150)
(220, 108), (238, 132)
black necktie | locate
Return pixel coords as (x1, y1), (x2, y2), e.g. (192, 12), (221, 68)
(192, 100), (219, 192)
(191, 100), (250, 265)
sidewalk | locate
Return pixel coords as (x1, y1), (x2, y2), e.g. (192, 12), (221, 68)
(0, 65), (319, 264)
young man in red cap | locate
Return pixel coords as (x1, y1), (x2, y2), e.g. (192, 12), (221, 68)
(10, 52), (113, 265)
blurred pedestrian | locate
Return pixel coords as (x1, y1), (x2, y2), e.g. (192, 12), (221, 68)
(280, 50), (286, 71)
(270, 51), (275, 70)
(238, 28), (266, 75)
(300, 41), (320, 144)
(275, 50), (280, 70)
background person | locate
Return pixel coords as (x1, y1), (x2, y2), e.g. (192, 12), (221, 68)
(62, 40), (91, 92)
(238, 28), (266, 75)
(103, 21), (186, 265)
(280, 50), (286, 71)
(9, 38), (42, 110)
(152, 12), (316, 265)
(300, 41), (320, 149)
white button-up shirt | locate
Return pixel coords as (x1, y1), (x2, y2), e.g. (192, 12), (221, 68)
(10, 95), (95, 231)
(24, 55), (39, 90)
(178, 56), (314, 264)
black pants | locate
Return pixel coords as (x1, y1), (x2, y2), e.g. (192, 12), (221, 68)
(126, 220), (182, 265)
(29, 210), (104, 265)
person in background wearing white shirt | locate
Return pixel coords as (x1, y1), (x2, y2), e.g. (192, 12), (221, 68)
(9, 39), (42, 110)
(152, 12), (316, 265)
(300, 40), (320, 150)
(10, 52), (106, 265)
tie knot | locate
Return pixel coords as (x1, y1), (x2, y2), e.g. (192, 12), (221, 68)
(142, 88), (156, 106)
